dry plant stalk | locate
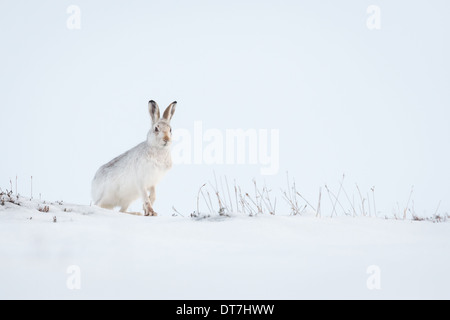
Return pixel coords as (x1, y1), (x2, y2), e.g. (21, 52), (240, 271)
(403, 186), (414, 220)
(316, 187), (322, 218)
(282, 172), (302, 215)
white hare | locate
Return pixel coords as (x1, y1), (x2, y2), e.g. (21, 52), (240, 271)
(91, 100), (177, 216)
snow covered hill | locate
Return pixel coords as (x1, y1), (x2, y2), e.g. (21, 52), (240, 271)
(1, 194), (449, 300)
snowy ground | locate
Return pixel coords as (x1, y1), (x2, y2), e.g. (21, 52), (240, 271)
(0, 195), (449, 300)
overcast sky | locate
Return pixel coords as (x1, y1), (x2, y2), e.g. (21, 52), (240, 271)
(1, 0), (449, 216)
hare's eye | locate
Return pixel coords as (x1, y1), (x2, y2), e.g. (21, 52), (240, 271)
(170, 128), (172, 133)
(154, 126), (159, 133)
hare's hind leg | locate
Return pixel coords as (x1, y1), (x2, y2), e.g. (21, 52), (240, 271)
(119, 199), (131, 213)
(122, 211), (143, 216)
(118, 201), (142, 215)
(120, 204), (143, 216)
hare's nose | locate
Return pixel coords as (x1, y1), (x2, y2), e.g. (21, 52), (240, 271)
(163, 136), (170, 142)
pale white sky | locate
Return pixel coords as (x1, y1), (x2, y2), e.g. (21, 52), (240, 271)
(1, 0), (449, 216)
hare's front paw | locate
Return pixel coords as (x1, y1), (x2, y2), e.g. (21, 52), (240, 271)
(143, 202), (157, 217)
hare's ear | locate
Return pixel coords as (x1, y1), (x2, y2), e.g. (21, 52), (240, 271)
(148, 100), (160, 124)
(162, 101), (177, 122)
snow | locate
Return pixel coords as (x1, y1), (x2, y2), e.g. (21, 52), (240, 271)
(1, 196), (449, 300)
(1, 1), (449, 301)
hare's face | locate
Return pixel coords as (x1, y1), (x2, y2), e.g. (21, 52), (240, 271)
(152, 120), (172, 147)
(147, 100), (177, 148)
